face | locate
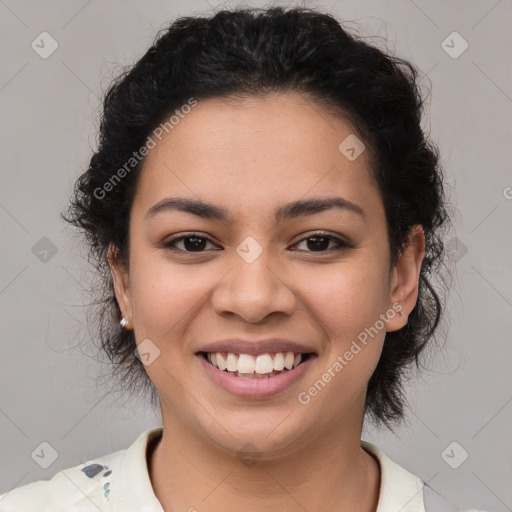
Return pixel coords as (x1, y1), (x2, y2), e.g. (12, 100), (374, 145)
(110, 92), (425, 457)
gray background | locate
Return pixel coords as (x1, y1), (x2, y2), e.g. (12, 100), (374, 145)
(1, 0), (511, 510)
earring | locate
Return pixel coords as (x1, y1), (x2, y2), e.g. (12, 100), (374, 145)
(120, 317), (129, 328)
(398, 308), (404, 316)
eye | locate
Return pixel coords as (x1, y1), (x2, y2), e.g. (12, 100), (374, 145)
(163, 233), (219, 253)
(291, 232), (352, 253)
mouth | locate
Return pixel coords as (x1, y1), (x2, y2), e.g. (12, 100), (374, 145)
(197, 349), (318, 398)
(195, 340), (319, 398)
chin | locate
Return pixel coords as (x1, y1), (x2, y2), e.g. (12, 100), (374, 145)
(199, 418), (309, 461)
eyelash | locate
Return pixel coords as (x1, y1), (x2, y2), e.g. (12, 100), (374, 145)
(162, 232), (352, 254)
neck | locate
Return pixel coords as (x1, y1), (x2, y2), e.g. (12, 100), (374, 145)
(147, 413), (381, 512)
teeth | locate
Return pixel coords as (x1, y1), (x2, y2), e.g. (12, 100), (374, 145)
(216, 352), (226, 371)
(254, 354), (274, 374)
(206, 350), (306, 375)
(284, 351), (295, 370)
(237, 353), (255, 374)
(273, 352), (285, 371)
(226, 353), (238, 372)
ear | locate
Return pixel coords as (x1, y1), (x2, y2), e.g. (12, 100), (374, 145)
(386, 224), (426, 332)
(107, 243), (133, 326)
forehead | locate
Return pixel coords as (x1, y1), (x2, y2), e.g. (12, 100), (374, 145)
(132, 92), (382, 224)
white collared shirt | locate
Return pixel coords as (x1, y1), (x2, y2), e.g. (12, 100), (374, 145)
(0, 427), (487, 511)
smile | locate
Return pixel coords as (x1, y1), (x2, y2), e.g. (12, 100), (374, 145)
(197, 351), (317, 398)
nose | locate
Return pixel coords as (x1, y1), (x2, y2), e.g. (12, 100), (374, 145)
(211, 246), (297, 323)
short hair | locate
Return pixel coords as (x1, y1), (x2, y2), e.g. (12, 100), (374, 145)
(62, 6), (451, 430)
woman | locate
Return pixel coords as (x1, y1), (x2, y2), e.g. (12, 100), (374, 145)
(0, 6), (487, 512)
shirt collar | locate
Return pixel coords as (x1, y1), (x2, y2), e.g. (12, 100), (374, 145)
(116, 427), (165, 512)
(362, 440), (427, 512)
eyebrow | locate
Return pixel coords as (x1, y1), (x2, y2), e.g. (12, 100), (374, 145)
(144, 196), (365, 223)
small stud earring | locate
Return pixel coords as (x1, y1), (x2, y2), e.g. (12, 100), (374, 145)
(120, 317), (129, 328)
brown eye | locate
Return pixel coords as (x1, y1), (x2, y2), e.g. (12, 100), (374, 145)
(163, 234), (218, 252)
(292, 233), (351, 253)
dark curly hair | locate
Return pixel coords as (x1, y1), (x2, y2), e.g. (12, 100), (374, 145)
(62, 6), (452, 430)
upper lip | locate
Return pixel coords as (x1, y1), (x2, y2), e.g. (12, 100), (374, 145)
(195, 339), (318, 356)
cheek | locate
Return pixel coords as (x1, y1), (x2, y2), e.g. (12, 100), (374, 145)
(303, 257), (389, 336)
(129, 253), (204, 342)
(129, 258), (204, 394)
(300, 256), (390, 391)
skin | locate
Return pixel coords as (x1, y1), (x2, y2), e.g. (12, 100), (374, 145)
(108, 92), (425, 512)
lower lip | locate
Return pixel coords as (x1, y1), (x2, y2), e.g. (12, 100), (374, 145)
(197, 354), (317, 398)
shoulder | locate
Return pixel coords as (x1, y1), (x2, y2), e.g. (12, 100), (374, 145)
(361, 440), (489, 512)
(0, 449), (124, 512)
(0, 428), (163, 512)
